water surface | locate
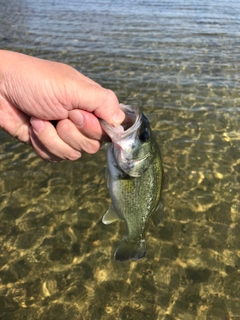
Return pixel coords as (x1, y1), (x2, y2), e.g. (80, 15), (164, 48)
(1, 0), (240, 319)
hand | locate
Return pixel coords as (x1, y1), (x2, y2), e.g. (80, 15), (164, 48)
(0, 50), (124, 162)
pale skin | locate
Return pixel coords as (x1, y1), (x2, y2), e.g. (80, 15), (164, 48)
(0, 50), (125, 162)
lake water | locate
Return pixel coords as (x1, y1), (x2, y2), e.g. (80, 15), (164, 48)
(1, 0), (240, 319)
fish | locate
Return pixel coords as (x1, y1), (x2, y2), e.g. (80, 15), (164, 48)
(100, 104), (163, 262)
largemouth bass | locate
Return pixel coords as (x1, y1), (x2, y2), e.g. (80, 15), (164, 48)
(100, 104), (163, 262)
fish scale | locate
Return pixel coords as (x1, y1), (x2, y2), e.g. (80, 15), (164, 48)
(115, 157), (161, 237)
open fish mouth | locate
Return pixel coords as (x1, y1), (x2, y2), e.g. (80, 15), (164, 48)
(100, 103), (154, 177)
(99, 104), (142, 144)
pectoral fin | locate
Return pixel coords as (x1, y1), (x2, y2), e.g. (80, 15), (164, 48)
(151, 202), (164, 227)
(102, 205), (121, 225)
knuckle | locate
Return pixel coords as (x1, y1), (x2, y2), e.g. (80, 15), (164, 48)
(102, 89), (118, 105)
(14, 124), (30, 144)
(56, 119), (71, 139)
(95, 86), (118, 108)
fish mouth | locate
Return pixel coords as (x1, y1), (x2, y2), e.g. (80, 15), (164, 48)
(100, 104), (149, 177)
(99, 104), (142, 144)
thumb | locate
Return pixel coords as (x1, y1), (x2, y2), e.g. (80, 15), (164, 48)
(71, 81), (125, 125)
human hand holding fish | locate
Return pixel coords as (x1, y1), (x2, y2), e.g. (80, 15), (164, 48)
(0, 51), (163, 262)
(0, 50), (124, 161)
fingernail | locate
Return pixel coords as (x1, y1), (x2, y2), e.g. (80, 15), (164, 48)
(30, 117), (45, 133)
(69, 110), (84, 127)
(112, 109), (125, 124)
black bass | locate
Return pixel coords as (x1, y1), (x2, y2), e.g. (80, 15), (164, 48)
(100, 104), (163, 262)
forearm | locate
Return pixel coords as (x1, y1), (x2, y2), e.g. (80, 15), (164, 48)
(0, 50), (9, 99)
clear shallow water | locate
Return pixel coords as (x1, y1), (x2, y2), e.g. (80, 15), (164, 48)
(1, 0), (240, 319)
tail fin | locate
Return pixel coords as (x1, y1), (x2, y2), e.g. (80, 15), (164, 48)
(114, 238), (146, 262)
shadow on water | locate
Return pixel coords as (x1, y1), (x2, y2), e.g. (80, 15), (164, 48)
(0, 0), (240, 319)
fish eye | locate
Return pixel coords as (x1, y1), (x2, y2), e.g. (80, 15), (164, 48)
(139, 131), (150, 143)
